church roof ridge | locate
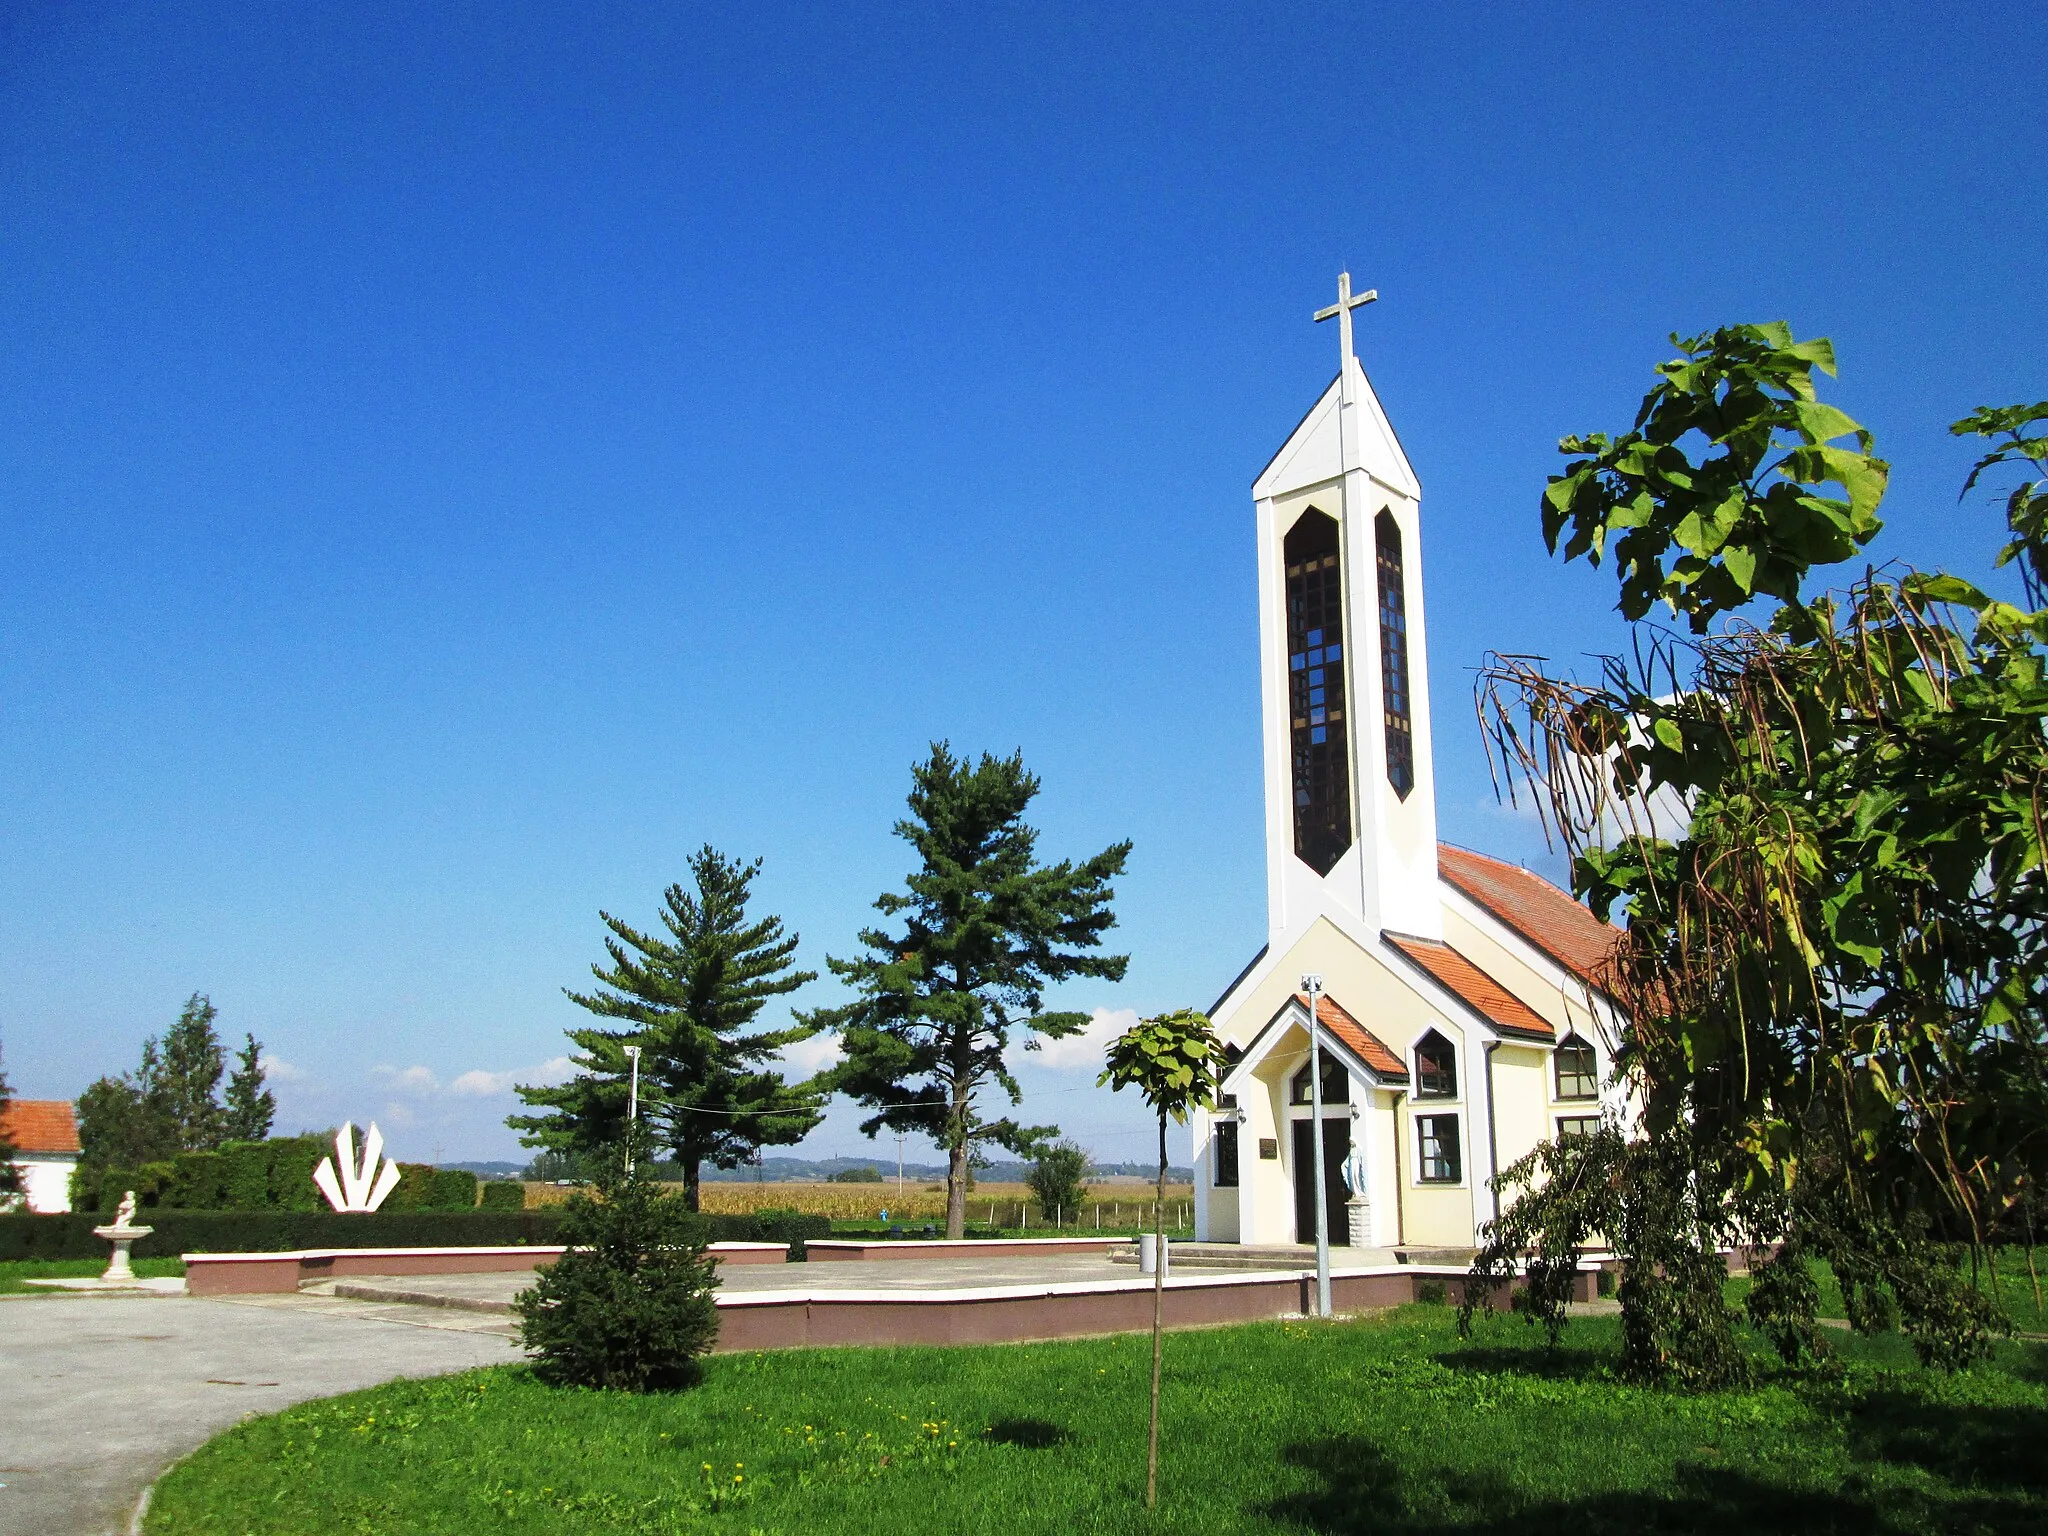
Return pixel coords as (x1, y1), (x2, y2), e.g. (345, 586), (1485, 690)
(1293, 990), (1409, 1080)
(1381, 931), (1557, 1043)
(1435, 841), (1622, 994)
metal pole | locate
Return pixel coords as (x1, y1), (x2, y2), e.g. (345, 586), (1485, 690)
(1304, 974), (1332, 1317)
(623, 1044), (642, 1176)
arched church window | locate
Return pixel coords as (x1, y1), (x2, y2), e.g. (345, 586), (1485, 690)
(1413, 1031), (1456, 1099)
(1289, 1056), (1349, 1106)
(1375, 510), (1415, 799)
(1555, 1034), (1598, 1100)
(1285, 508), (1352, 875)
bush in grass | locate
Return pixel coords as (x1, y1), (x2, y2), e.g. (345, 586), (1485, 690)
(1027, 1140), (1090, 1218)
(514, 1145), (719, 1391)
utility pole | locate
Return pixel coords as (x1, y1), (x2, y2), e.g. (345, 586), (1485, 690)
(1303, 974), (1332, 1318)
(622, 1044), (642, 1175)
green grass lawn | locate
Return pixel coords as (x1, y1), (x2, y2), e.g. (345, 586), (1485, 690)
(144, 1306), (2046, 1535)
(1723, 1258), (2048, 1336)
(0, 1256), (185, 1296)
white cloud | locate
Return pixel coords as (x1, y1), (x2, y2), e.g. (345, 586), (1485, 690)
(372, 1064), (439, 1095)
(779, 1034), (844, 1075)
(259, 1053), (307, 1083)
(449, 1056), (577, 1099)
(1024, 1006), (1137, 1072)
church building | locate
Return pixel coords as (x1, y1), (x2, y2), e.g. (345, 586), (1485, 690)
(1191, 277), (1626, 1253)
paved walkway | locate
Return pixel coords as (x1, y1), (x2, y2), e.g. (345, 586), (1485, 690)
(336, 1252), (1175, 1311)
(0, 1294), (518, 1536)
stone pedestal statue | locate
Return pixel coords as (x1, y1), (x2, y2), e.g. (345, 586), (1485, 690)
(1347, 1195), (1371, 1250)
(93, 1191), (153, 1282)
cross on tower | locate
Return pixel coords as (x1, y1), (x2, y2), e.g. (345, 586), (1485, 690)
(1313, 271), (1377, 375)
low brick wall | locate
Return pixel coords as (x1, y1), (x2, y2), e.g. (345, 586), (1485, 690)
(184, 1241), (789, 1295)
(803, 1237), (1122, 1263)
(713, 1265), (1482, 1350)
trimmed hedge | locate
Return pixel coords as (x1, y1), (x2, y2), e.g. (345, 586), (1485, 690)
(479, 1181), (527, 1211)
(0, 1207), (831, 1261)
(76, 1136), (329, 1214)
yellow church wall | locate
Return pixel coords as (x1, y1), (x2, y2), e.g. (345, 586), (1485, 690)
(1394, 1089), (1475, 1247)
(1245, 1065), (1294, 1244)
(1214, 917), (1463, 1069)
(1487, 1044), (1551, 1179)
(1440, 900), (1607, 1047)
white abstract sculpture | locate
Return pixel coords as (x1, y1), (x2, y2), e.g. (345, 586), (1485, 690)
(313, 1121), (403, 1213)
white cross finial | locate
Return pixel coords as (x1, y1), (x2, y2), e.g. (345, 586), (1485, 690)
(1313, 270), (1377, 378)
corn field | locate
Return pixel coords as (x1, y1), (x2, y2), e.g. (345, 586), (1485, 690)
(519, 1180), (1196, 1227)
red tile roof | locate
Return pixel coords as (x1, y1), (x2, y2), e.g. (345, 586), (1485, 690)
(1437, 843), (1621, 992)
(1, 1099), (80, 1155)
(1383, 935), (1557, 1042)
(1297, 992), (1408, 1080)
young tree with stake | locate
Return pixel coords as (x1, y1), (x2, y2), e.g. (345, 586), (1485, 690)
(1100, 1008), (1221, 1510)
(805, 743), (1131, 1238)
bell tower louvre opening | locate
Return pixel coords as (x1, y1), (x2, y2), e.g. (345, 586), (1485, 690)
(1286, 507), (1352, 875)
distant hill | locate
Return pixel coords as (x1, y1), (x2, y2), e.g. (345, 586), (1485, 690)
(439, 1161), (526, 1178)
(700, 1154), (1192, 1183)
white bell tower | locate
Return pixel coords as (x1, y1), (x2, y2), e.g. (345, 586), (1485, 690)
(1251, 275), (1441, 951)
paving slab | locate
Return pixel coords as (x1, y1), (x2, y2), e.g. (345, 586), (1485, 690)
(0, 1293), (517, 1536)
(332, 1251), (1307, 1312)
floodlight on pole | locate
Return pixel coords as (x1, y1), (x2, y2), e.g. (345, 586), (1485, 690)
(623, 1045), (643, 1175)
(1302, 973), (1332, 1318)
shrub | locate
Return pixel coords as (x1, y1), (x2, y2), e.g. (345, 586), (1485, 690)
(76, 1136), (331, 1213)
(828, 1165), (884, 1183)
(479, 1181), (528, 1212)
(1027, 1140), (1091, 1217)
(514, 1156), (719, 1391)
(429, 1168), (479, 1210)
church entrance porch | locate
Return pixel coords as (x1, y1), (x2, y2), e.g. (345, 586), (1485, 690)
(1290, 1117), (1351, 1246)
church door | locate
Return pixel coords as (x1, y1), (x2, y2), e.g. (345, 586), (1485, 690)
(1291, 1118), (1352, 1246)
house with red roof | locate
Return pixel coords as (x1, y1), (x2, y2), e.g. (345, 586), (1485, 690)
(1194, 288), (1627, 1252)
(3, 1098), (81, 1213)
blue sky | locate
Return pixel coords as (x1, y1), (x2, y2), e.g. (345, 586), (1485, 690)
(3, 3), (2041, 1166)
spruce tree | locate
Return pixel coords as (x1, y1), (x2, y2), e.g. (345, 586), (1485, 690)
(804, 743), (1131, 1238)
(511, 846), (821, 1210)
(223, 1033), (276, 1141)
(159, 994), (229, 1151)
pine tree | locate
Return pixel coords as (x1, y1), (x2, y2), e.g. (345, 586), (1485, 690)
(804, 743), (1131, 1238)
(510, 846), (822, 1210)
(223, 1033), (276, 1141)
(159, 994), (229, 1151)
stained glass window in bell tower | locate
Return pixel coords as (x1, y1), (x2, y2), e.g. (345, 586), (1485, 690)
(1375, 510), (1415, 799)
(1285, 508), (1352, 875)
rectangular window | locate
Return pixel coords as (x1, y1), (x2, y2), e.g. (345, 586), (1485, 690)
(1213, 1121), (1239, 1188)
(1556, 1116), (1602, 1142)
(1418, 1114), (1461, 1183)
